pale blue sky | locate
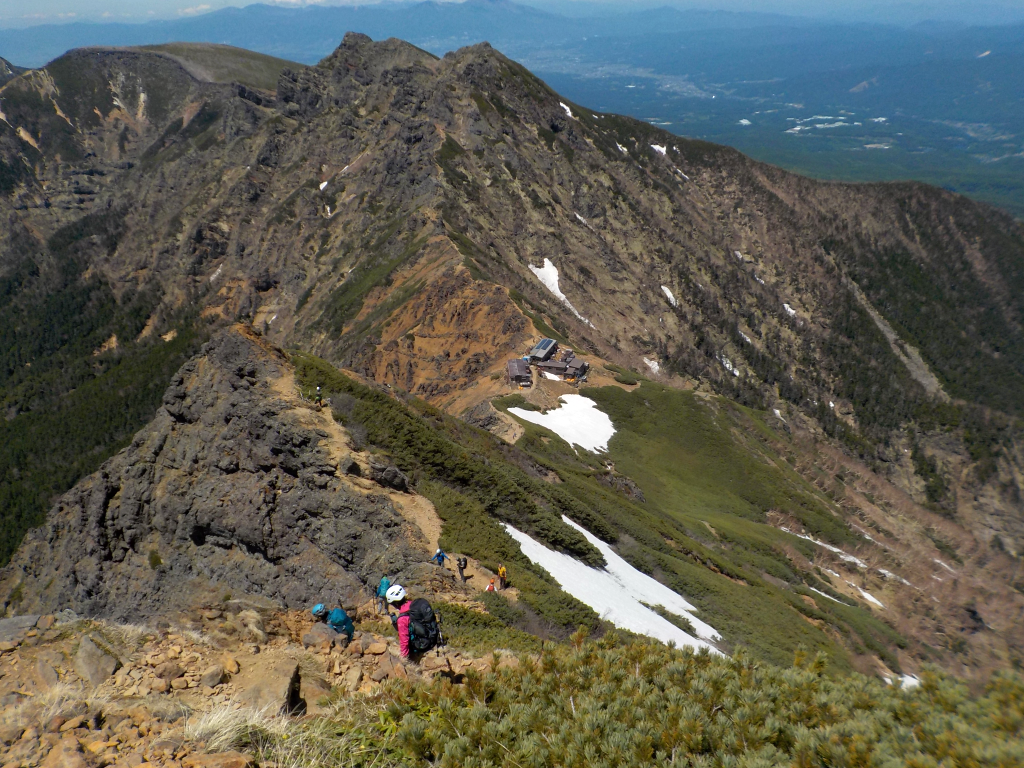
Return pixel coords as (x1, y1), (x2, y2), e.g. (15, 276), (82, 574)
(0, 0), (1020, 28)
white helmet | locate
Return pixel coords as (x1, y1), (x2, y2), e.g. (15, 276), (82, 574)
(385, 584), (407, 604)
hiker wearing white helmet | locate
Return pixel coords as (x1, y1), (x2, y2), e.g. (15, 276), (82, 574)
(386, 584), (413, 657)
(430, 548), (451, 568)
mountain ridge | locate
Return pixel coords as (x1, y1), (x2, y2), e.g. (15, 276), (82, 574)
(1, 34), (1022, 679)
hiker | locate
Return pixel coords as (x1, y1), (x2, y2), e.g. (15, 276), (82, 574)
(386, 584), (442, 658)
(498, 563), (507, 590)
(313, 385), (323, 407)
(375, 575), (391, 615)
(431, 548), (451, 568)
(456, 556), (468, 583)
(311, 603), (354, 645)
(485, 579), (496, 592)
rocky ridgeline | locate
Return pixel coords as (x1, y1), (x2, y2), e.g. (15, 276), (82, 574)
(0, 327), (425, 620)
(0, 601), (499, 768)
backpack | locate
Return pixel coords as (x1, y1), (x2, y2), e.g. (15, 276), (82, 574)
(406, 598), (441, 653)
(377, 576), (391, 597)
(326, 608), (353, 637)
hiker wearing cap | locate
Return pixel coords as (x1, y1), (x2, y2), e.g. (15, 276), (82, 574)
(311, 603), (354, 645)
(485, 579), (496, 592)
(498, 563), (507, 590)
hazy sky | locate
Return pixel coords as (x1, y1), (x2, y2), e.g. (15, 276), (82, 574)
(1, 0), (1021, 27)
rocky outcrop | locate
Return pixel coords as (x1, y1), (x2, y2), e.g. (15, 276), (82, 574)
(0, 327), (423, 618)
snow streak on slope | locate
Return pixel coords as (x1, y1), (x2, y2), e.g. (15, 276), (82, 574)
(661, 285), (678, 307)
(504, 516), (720, 651)
(528, 258), (593, 327)
(508, 394), (615, 453)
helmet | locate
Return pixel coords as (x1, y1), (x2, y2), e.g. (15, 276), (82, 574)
(385, 584), (407, 604)
(312, 603), (327, 619)
(435, 548), (441, 554)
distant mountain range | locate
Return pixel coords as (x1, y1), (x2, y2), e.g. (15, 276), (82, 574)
(1, 0), (1022, 216)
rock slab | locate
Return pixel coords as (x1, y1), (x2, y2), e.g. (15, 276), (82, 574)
(74, 635), (120, 687)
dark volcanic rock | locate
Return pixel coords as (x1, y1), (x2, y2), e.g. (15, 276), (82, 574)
(0, 327), (420, 618)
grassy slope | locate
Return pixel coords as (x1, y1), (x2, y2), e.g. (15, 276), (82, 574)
(295, 350), (905, 671)
(137, 43), (300, 91)
(498, 383), (907, 671)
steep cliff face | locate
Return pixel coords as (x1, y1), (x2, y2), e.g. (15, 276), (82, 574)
(0, 327), (427, 618)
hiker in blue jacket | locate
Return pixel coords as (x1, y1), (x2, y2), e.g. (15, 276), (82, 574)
(311, 603), (354, 645)
(431, 548), (451, 568)
(375, 575), (391, 615)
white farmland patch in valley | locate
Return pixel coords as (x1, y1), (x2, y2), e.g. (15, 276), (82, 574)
(508, 394), (615, 453)
(504, 516), (720, 651)
(643, 358), (660, 374)
(661, 285), (678, 307)
(528, 258), (594, 327)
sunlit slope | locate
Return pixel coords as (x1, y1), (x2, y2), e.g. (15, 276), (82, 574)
(137, 42), (299, 91)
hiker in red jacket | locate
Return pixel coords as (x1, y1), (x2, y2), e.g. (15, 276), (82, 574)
(386, 584), (412, 658)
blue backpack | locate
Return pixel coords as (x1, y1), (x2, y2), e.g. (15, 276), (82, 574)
(377, 576), (391, 597)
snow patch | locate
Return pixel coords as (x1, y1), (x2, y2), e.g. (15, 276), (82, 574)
(783, 303), (797, 317)
(808, 587), (845, 604)
(209, 264), (224, 283)
(884, 674), (920, 688)
(755, 275), (766, 285)
(720, 356), (739, 376)
(528, 258), (594, 327)
(878, 569), (913, 587)
(783, 528), (867, 568)
(853, 585), (885, 608)
(661, 285), (678, 307)
(651, 144), (667, 155)
(739, 332), (752, 344)
(504, 516), (720, 651)
(643, 358), (660, 374)
(541, 372), (560, 381)
(508, 394), (615, 453)
(933, 559), (956, 574)
(616, 142), (628, 154)
(319, 180), (328, 191)
(574, 212), (588, 225)
(559, 102), (575, 119)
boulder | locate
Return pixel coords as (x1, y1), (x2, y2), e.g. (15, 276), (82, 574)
(364, 642), (387, 655)
(0, 615), (39, 644)
(301, 624), (337, 649)
(343, 667), (362, 692)
(35, 660), (59, 688)
(368, 459), (409, 491)
(155, 661), (184, 680)
(74, 636), (120, 687)
(222, 656), (240, 674)
(235, 658), (304, 715)
(41, 741), (89, 768)
(151, 678), (170, 694)
(200, 665), (225, 688)
(338, 455), (361, 476)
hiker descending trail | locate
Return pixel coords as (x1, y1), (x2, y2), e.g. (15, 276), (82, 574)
(386, 584), (442, 658)
(431, 548), (451, 568)
(311, 602), (354, 646)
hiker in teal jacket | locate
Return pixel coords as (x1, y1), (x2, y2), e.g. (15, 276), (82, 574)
(312, 603), (354, 644)
(375, 575), (391, 615)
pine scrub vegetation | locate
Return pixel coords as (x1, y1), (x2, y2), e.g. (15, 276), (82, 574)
(378, 634), (1024, 768)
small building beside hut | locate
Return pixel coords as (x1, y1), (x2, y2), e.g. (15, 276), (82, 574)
(507, 358), (532, 386)
(527, 338), (558, 362)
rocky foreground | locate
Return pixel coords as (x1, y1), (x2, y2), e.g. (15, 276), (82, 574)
(0, 600), (497, 768)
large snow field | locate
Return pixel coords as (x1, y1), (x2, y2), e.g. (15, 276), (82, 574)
(528, 258), (593, 327)
(504, 516), (721, 651)
(508, 394), (615, 453)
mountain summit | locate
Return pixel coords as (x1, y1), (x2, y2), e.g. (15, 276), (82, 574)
(1, 34), (1023, 678)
